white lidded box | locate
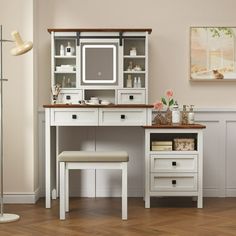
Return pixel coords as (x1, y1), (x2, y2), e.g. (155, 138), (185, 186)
(174, 138), (195, 151)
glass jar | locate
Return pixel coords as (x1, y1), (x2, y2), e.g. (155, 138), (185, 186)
(182, 105), (188, 125)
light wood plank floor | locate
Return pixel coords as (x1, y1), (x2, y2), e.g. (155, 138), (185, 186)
(1, 197), (236, 236)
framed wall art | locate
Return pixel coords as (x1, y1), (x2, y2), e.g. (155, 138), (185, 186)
(190, 27), (236, 81)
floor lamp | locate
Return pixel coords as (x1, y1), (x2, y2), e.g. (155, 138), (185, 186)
(0, 25), (33, 223)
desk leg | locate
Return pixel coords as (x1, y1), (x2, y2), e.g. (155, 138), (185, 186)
(45, 109), (51, 208)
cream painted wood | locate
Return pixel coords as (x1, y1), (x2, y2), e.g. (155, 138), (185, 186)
(38, 109), (236, 207)
(144, 128), (204, 208)
(117, 89), (146, 104)
(150, 173), (198, 192)
(50, 30), (150, 105)
(51, 108), (99, 126)
(59, 161), (128, 220)
(150, 154), (198, 173)
(99, 108), (147, 126)
(44, 107), (152, 208)
(59, 89), (82, 104)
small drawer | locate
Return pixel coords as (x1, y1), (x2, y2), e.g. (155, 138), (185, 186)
(99, 108), (147, 126)
(150, 173), (197, 192)
(58, 89), (82, 104)
(150, 154), (197, 173)
(118, 89), (145, 104)
(51, 108), (99, 126)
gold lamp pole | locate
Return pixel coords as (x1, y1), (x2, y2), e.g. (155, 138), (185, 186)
(0, 25), (33, 223)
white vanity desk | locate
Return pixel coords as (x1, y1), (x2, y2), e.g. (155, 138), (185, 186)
(44, 104), (153, 208)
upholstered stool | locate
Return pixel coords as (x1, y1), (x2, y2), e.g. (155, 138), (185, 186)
(58, 151), (129, 220)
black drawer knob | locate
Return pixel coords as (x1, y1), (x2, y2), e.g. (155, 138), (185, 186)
(66, 95), (71, 100)
(172, 180), (177, 185)
(129, 95), (134, 100)
(121, 114), (126, 119)
(172, 161), (177, 166)
(72, 114), (77, 119)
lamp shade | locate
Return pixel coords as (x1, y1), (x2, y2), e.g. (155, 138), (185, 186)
(10, 31), (33, 56)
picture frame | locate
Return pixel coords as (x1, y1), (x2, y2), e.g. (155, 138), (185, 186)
(190, 27), (236, 81)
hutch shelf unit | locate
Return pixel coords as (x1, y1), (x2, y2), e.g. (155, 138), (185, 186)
(143, 124), (206, 209)
(48, 28), (152, 105)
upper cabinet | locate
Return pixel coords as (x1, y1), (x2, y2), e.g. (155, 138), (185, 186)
(48, 28), (152, 105)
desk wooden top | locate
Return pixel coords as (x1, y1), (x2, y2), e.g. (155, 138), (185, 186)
(43, 104), (153, 108)
(143, 124), (206, 129)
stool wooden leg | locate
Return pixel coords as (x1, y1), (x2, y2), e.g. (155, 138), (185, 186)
(66, 167), (69, 212)
(60, 162), (66, 220)
(122, 162), (128, 220)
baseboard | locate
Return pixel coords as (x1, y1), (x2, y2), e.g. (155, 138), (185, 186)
(4, 188), (41, 204)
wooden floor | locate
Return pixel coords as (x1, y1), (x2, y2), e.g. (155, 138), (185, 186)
(1, 197), (236, 235)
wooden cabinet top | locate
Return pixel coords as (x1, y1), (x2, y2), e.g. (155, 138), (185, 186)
(143, 124), (206, 129)
(47, 28), (152, 34)
(43, 104), (153, 108)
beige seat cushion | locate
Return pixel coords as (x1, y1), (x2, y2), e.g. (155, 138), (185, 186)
(58, 151), (129, 162)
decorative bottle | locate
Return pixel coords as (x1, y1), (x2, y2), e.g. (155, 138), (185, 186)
(127, 75), (132, 88)
(60, 44), (65, 56)
(65, 42), (73, 56)
(137, 77), (142, 88)
(181, 105), (188, 125)
(188, 105), (195, 124)
(133, 77), (137, 88)
(172, 101), (180, 124)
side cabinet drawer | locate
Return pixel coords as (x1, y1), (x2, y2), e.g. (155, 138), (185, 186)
(51, 108), (99, 126)
(150, 173), (197, 192)
(118, 89), (145, 104)
(150, 154), (198, 173)
(99, 108), (147, 126)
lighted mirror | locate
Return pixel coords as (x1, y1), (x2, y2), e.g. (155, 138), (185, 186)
(190, 27), (236, 81)
(81, 44), (117, 85)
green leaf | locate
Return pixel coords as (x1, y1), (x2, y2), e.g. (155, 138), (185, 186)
(169, 99), (174, 106)
(161, 97), (167, 105)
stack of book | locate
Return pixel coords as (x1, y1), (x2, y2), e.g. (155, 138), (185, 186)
(151, 141), (173, 151)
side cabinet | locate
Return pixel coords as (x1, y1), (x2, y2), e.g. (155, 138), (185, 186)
(143, 125), (205, 208)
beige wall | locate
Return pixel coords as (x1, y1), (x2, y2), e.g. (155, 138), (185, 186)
(1, 0), (236, 196)
(38, 0), (236, 108)
(0, 0), (36, 194)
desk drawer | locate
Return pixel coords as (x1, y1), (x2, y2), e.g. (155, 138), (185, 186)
(99, 108), (147, 126)
(150, 154), (197, 173)
(51, 108), (99, 126)
(118, 89), (145, 104)
(150, 173), (197, 192)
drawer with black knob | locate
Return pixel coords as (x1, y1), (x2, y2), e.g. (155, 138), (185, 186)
(150, 173), (197, 192)
(99, 108), (147, 126)
(51, 108), (99, 126)
(117, 89), (145, 104)
(150, 154), (197, 173)
(59, 89), (82, 104)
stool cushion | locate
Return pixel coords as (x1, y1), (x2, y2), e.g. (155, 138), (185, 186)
(58, 151), (129, 162)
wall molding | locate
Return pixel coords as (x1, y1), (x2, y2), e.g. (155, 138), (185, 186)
(4, 188), (40, 204)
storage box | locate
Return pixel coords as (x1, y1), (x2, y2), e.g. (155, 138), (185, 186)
(174, 138), (195, 151)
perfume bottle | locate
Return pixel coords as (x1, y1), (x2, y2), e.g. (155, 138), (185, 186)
(181, 105), (188, 125)
(60, 44), (65, 56)
(65, 42), (73, 56)
(126, 75), (132, 88)
(133, 77), (138, 88)
(172, 101), (180, 124)
(137, 77), (142, 88)
(188, 105), (195, 124)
